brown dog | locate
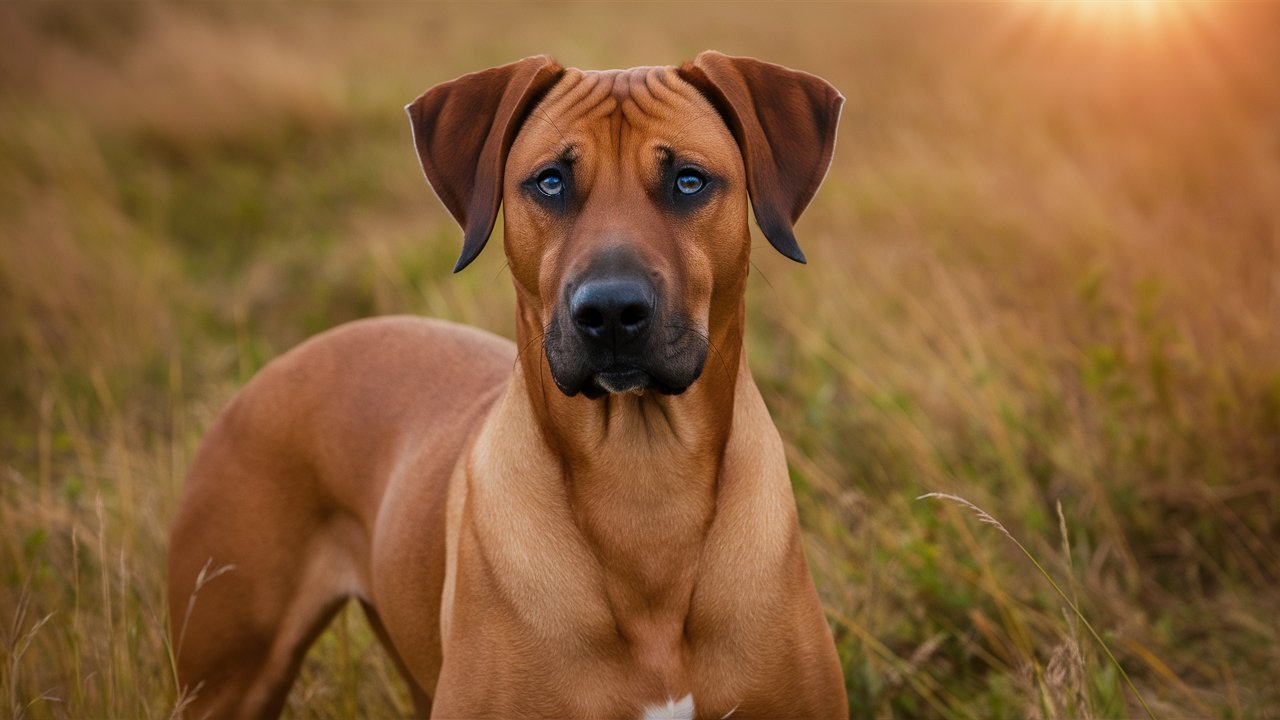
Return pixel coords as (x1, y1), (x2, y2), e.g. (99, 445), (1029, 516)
(168, 51), (845, 718)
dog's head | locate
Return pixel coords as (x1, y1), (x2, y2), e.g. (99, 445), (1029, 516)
(408, 53), (841, 398)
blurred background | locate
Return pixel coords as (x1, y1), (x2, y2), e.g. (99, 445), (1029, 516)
(2, 2), (1278, 718)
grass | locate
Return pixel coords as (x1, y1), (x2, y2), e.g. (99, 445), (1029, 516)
(2, 2), (1279, 717)
(917, 493), (1155, 720)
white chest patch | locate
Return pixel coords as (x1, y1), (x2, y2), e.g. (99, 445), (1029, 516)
(642, 694), (695, 720)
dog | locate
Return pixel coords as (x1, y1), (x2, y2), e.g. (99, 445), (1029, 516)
(168, 51), (846, 719)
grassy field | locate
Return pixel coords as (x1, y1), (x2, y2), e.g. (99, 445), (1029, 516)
(2, 2), (1279, 718)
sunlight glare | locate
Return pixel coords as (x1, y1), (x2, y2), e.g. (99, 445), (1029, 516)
(1019, 0), (1213, 46)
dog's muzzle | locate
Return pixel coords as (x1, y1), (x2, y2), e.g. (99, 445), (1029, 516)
(544, 269), (707, 399)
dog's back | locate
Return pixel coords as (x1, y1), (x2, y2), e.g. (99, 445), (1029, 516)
(167, 316), (510, 717)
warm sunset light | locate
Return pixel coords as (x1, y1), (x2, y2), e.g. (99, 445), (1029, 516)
(1019, 0), (1213, 42)
(7, 1), (1280, 717)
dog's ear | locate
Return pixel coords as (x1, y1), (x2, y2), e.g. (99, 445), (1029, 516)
(407, 55), (563, 272)
(679, 51), (843, 264)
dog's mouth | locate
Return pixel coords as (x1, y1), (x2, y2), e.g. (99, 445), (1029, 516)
(588, 365), (652, 396)
(545, 339), (705, 400)
(579, 363), (699, 399)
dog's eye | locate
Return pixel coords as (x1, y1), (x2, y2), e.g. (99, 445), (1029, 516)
(675, 170), (705, 195)
(536, 170), (564, 197)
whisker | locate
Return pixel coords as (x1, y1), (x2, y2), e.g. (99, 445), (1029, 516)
(491, 260), (511, 283)
(525, 109), (572, 150)
(513, 321), (553, 370)
(749, 258), (778, 298)
(663, 323), (733, 385)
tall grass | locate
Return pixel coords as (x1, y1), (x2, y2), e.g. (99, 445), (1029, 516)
(2, 3), (1278, 717)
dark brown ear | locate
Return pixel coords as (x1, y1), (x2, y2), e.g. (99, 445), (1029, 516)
(679, 51), (843, 264)
(407, 55), (563, 272)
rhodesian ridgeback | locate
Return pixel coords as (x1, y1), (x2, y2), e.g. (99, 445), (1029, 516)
(168, 51), (846, 718)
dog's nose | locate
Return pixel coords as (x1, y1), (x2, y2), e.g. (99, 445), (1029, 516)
(570, 277), (655, 347)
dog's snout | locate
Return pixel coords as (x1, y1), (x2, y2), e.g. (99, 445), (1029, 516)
(570, 277), (655, 346)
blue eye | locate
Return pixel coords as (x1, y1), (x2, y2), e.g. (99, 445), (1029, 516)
(675, 170), (705, 195)
(537, 170), (563, 196)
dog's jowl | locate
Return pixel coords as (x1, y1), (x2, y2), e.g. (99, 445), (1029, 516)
(168, 52), (845, 719)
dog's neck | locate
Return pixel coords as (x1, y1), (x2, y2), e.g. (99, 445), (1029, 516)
(503, 294), (752, 642)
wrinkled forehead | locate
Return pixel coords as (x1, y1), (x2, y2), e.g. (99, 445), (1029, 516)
(508, 66), (737, 170)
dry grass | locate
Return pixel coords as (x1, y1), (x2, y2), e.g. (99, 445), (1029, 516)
(2, 2), (1278, 718)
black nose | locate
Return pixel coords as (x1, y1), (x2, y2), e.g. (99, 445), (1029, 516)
(570, 277), (655, 347)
